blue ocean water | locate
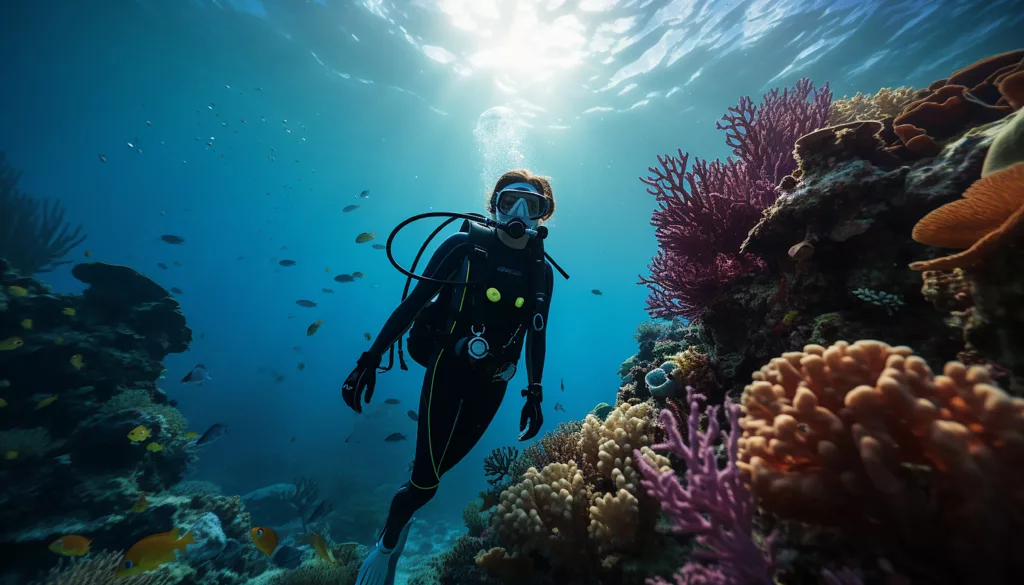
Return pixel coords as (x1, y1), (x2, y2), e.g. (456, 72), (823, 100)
(1, 0), (1021, 562)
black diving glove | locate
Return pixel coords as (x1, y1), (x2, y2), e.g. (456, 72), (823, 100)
(342, 352), (381, 414)
(518, 383), (544, 441)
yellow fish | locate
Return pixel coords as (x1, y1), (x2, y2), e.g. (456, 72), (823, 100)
(146, 442), (164, 453)
(35, 395), (58, 410)
(0, 398), (7, 408)
(49, 535), (92, 557)
(250, 526), (279, 556)
(0, 337), (24, 350)
(184, 432), (199, 439)
(310, 532), (338, 565)
(54, 336), (64, 345)
(5, 450), (17, 460)
(325, 267), (331, 273)
(364, 332), (372, 341)
(63, 307), (76, 316)
(20, 319), (32, 329)
(355, 232), (375, 244)
(70, 354), (84, 370)
(6, 285), (28, 297)
(132, 493), (149, 513)
(116, 529), (195, 577)
(128, 425), (151, 442)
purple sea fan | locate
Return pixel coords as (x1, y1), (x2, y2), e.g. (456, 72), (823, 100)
(635, 388), (775, 585)
(638, 79), (832, 320)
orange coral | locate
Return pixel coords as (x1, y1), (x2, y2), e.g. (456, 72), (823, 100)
(738, 340), (1024, 584)
(909, 163), (1024, 270)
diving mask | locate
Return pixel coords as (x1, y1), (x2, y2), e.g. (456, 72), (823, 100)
(494, 182), (551, 222)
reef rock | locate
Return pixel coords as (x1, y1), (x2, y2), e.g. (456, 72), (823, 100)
(188, 512), (228, 563)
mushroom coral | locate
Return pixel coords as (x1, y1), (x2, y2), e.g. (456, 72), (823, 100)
(737, 340), (1024, 584)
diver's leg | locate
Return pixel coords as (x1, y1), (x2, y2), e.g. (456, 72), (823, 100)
(434, 377), (507, 477)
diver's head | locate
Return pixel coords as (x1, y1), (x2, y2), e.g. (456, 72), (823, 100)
(487, 169), (555, 232)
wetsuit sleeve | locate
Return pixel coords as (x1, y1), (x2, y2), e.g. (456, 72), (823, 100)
(365, 233), (469, 358)
(525, 262), (554, 386)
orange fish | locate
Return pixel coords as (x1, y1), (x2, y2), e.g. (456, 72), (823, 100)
(132, 493), (149, 513)
(116, 529), (195, 577)
(306, 320), (324, 336)
(250, 526), (279, 556)
(310, 532), (338, 565)
(49, 535), (92, 556)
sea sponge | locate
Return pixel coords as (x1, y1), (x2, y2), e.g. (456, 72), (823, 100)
(909, 163), (1024, 270)
(738, 340), (1024, 582)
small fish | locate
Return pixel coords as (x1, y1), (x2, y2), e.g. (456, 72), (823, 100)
(116, 529), (195, 577)
(307, 320), (324, 336)
(54, 336), (64, 345)
(384, 432), (407, 442)
(98, 154), (107, 163)
(160, 235), (185, 245)
(342, 204), (359, 213)
(560, 378), (564, 392)
(322, 288), (335, 294)
(195, 423), (228, 446)
(297, 363), (305, 371)
(407, 410), (418, 421)
(54, 453), (71, 465)
(326, 267), (331, 273)
(146, 442), (164, 452)
(173, 260), (182, 266)
(5, 450), (17, 460)
(0, 337), (24, 350)
(184, 431), (199, 439)
(310, 533), (338, 565)
(250, 526), (279, 556)
(128, 425), (152, 442)
(35, 395), (58, 410)
(307, 499), (333, 524)
(371, 244), (385, 250)
(363, 332), (371, 341)
(84, 249), (92, 257)
(333, 274), (355, 283)
(63, 307), (76, 316)
(132, 493), (149, 513)
(279, 259), (296, 267)
(554, 403), (565, 413)
(296, 299), (317, 308)
(157, 262), (168, 270)
(384, 398), (400, 405)
(7, 285), (28, 297)
(181, 364), (211, 385)
(591, 289), (603, 296)
(293, 345), (303, 353)
(20, 319), (32, 329)
(70, 355), (85, 370)
(49, 535), (92, 557)
(290, 436), (296, 443)
(171, 287), (184, 294)
(344, 432), (356, 443)
(352, 271), (366, 279)
(355, 232), (375, 244)
(357, 189), (370, 199)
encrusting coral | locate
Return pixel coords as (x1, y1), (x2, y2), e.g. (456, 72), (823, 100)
(737, 339), (1024, 584)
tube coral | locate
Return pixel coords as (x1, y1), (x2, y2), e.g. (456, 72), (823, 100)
(639, 79), (832, 319)
(0, 152), (86, 274)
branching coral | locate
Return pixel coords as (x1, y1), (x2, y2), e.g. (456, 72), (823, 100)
(462, 500), (488, 537)
(635, 389), (775, 585)
(0, 152), (86, 274)
(828, 87), (923, 125)
(515, 421), (585, 479)
(284, 476), (321, 524)
(36, 550), (178, 585)
(639, 79), (832, 319)
(483, 446), (520, 486)
(738, 340), (1024, 584)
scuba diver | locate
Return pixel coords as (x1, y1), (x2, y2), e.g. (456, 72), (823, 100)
(341, 169), (567, 585)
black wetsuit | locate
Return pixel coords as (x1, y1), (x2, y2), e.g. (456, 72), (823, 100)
(365, 230), (553, 549)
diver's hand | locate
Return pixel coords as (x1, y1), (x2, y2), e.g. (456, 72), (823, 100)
(518, 383), (544, 441)
(342, 352), (381, 414)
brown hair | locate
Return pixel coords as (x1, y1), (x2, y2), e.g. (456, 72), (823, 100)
(487, 169), (556, 221)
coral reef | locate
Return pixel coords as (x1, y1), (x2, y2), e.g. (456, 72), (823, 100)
(738, 340), (1023, 584)
(35, 551), (181, 585)
(828, 87), (925, 126)
(638, 79), (832, 319)
(0, 152), (86, 275)
(483, 446), (520, 486)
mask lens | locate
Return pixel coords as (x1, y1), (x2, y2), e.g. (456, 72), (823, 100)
(497, 189), (548, 219)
